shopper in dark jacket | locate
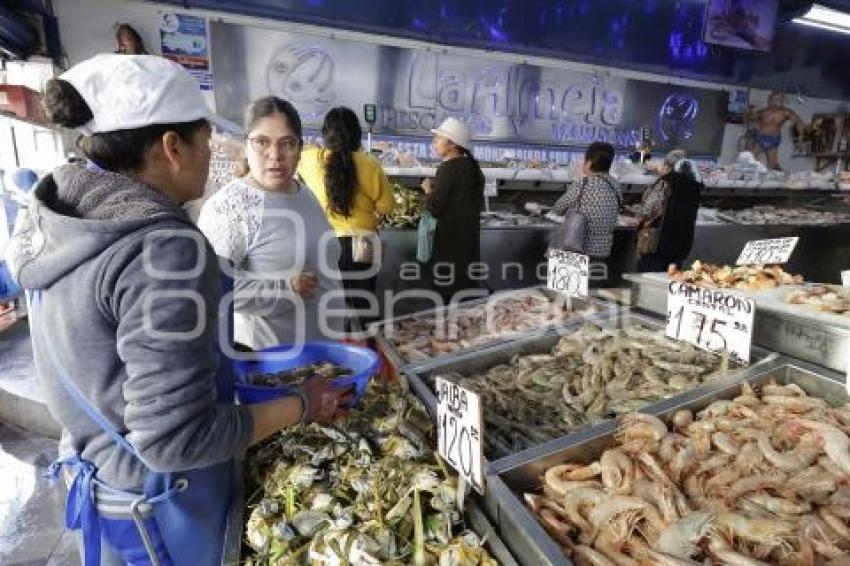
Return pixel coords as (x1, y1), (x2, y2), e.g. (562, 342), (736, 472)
(421, 118), (484, 303)
(635, 149), (702, 272)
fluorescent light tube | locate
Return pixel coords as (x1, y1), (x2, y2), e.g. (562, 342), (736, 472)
(794, 3), (850, 33)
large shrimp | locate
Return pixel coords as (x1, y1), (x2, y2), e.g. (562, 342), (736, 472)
(763, 395), (828, 413)
(756, 431), (820, 473)
(654, 511), (716, 559)
(706, 533), (771, 566)
(745, 493), (812, 515)
(545, 463), (604, 495)
(563, 487), (606, 543)
(659, 433), (688, 463)
(669, 443), (697, 482)
(587, 495), (666, 536)
(713, 511), (795, 547)
(724, 471), (787, 503)
(633, 452), (674, 487)
(593, 521), (640, 566)
(600, 449), (634, 495)
(733, 442), (765, 474)
(632, 479), (678, 524)
(794, 419), (850, 476)
(616, 413), (667, 453)
(711, 431), (741, 456)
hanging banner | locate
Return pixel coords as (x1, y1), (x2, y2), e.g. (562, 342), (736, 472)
(209, 21), (727, 154)
(160, 12), (213, 91)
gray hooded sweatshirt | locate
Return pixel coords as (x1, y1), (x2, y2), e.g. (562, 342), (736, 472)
(6, 164), (253, 489)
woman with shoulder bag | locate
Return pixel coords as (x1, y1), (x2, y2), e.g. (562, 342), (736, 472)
(8, 55), (350, 566)
(297, 107), (394, 331)
(634, 149), (702, 272)
(549, 142), (620, 285)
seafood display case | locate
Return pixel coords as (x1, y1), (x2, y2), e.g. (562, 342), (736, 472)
(488, 358), (846, 566)
(404, 311), (774, 469)
(372, 287), (610, 375)
(625, 272), (850, 375)
(223, 377), (520, 565)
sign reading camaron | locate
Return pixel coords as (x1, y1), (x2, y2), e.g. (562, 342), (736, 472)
(666, 281), (755, 365)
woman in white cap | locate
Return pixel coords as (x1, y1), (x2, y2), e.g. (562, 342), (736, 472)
(421, 117), (485, 303)
(6, 55), (349, 565)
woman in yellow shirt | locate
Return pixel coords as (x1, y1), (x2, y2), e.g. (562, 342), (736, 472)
(298, 106), (394, 331)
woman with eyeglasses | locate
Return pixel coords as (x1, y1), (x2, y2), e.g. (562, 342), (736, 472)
(198, 96), (346, 349)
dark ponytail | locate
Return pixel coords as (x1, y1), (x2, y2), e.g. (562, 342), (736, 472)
(42, 78), (206, 172)
(457, 145), (485, 205)
(322, 107), (361, 217)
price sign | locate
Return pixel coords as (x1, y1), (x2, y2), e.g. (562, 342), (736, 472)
(736, 237), (799, 266)
(484, 179), (498, 197)
(436, 377), (484, 493)
(547, 250), (589, 298)
(666, 282), (755, 364)
(842, 270), (850, 287)
(363, 103), (377, 125)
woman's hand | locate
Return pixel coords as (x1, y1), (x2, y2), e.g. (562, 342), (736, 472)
(290, 271), (319, 298)
(297, 377), (353, 424)
(421, 177), (434, 194)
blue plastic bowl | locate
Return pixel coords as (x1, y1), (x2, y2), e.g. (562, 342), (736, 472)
(232, 341), (379, 407)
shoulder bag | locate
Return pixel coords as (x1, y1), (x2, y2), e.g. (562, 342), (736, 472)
(636, 180), (670, 256)
(548, 179), (587, 253)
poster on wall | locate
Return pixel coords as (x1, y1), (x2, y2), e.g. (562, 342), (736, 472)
(703, 0), (778, 52)
(159, 12), (213, 91)
(727, 89), (749, 124)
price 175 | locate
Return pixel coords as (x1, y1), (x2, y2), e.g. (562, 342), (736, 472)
(666, 283), (754, 364)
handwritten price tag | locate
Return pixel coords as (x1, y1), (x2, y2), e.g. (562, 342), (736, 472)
(547, 250), (589, 298)
(666, 282), (755, 364)
(736, 237), (799, 266)
(436, 377), (484, 494)
(842, 270), (850, 287)
(484, 179), (498, 197)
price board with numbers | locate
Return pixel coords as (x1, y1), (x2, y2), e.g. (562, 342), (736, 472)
(842, 270), (849, 287)
(483, 178), (498, 197)
(736, 237), (799, 266)
(666, 282), (755, 364)
(436, 377), (484, 494)
(547, 250), (589, 298)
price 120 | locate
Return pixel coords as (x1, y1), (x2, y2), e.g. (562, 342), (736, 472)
(435, 377), (484, 494)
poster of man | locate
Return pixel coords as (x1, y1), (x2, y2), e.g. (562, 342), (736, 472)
(745, 92), (806, 171)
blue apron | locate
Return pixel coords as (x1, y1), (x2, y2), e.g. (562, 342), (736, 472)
(33, 272), (238, 565)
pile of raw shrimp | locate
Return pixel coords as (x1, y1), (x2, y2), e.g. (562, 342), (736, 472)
(525, 380), (850, 565)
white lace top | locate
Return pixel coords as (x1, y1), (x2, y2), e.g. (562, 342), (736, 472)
(197, 178), (346, 348)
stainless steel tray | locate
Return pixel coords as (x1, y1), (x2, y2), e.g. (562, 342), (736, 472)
(625, 272), (850, 374)
(373, 286), (613, 375)
(489, 358), (845, 566)
(406, 311), (775, 472)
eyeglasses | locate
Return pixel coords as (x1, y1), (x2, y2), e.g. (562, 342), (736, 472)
(247, 136), (301, 155)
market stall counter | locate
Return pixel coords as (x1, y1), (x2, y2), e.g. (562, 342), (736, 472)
(489, 358), (846, 566)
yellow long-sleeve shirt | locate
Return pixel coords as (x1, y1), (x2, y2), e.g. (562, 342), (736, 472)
(297, 146), (394, 235)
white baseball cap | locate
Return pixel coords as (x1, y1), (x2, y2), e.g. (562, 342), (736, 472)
(60, 54), (242, 135)
(430, 117), (471, 150)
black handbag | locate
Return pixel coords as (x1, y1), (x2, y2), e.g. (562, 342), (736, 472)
(548, 180), (587, 253)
